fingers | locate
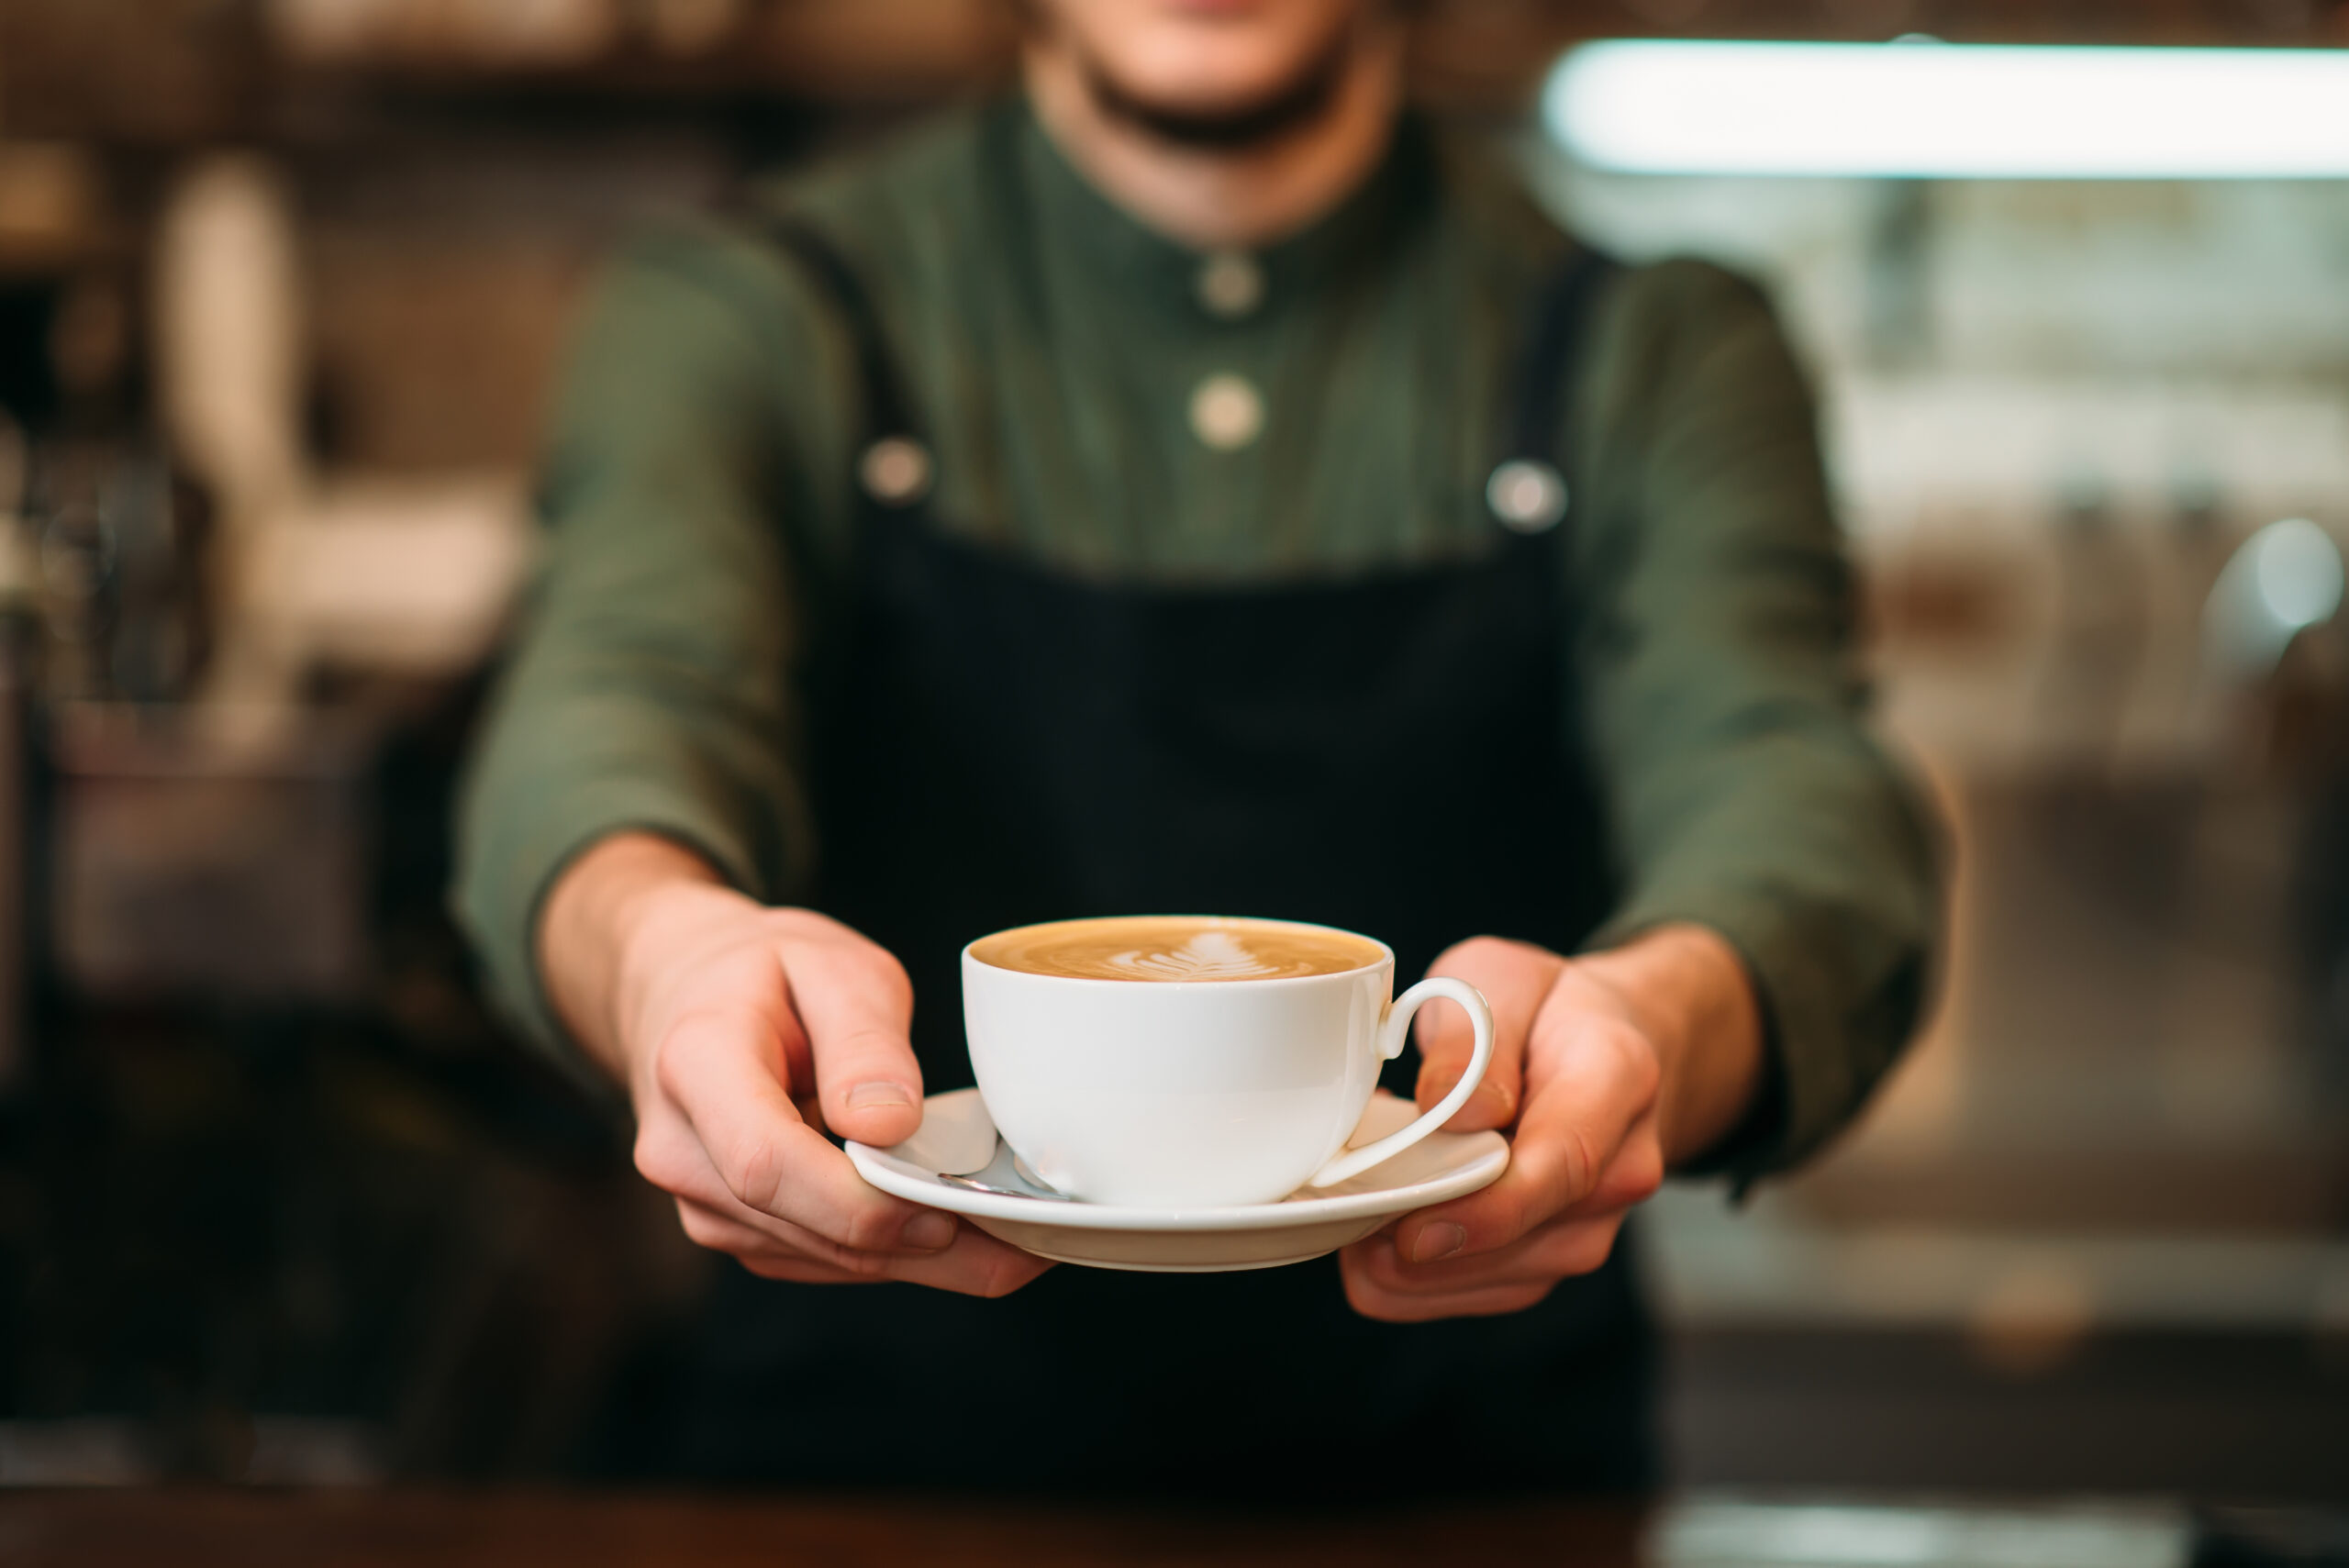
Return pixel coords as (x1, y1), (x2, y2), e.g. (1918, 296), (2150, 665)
(618, 906), (1038, 1299)
(1341, 1211), (1626, 1313)
(878, 1229), (1057, 1298)
(1415, 937), (1562, 1131)
(1345, 1272), (1558, 1323)
(662, 1161), (955, 1268)
(674, 1196), (1055, 1298)
(674, 1196), (880, 1283)
(1396, 1007), (1662, 1263)
(648, 1006), (942, 1253)
(775, 924), (926, 1149)
(1345, 1278), (1557, 1322)
(1343, 1239), (1578, 1314)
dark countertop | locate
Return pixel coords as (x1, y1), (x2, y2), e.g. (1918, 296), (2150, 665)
(0, 1491), (1648, 1567)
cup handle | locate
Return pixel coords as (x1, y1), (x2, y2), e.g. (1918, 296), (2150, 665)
(1304, 976), (1494, 1189)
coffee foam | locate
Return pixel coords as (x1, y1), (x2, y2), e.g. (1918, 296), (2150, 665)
(1101, 929), (1280, 981)
(971, 917), (1383, 984)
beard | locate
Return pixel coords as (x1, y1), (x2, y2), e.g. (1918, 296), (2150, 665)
(1071, 26), (1359, 152)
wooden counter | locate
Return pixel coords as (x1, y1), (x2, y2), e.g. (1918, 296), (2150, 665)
(0, 1491), (1646, 1567)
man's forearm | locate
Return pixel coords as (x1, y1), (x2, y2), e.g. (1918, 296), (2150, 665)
(1578, 923), (1764, 1166)
(538, 832), (731, 1084)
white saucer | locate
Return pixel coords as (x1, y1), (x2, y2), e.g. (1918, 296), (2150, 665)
(845, 1087), (1508, 1273)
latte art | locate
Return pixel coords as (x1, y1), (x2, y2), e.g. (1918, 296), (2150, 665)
(1103, 929), (1280, 982)
(971, 917), (1383, 984)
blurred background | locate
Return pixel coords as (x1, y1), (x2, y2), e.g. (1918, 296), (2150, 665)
(0, 0), (2344, 1502)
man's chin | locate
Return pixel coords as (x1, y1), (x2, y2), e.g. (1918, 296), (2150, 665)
(1080, 43), (1353, 151)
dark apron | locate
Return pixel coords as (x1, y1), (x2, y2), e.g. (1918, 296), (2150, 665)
(634, 214), (1652, 1501)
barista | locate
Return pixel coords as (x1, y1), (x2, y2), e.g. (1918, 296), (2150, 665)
(457, 0), (1938, 1495)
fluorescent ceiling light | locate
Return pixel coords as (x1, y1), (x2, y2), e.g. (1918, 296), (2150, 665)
(1547, 41), (2349, 179)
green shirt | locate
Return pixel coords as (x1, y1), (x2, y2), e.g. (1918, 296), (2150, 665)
(454, 97), (1941, 1183)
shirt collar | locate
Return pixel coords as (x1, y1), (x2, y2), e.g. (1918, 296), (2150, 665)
(1007, 92), (1434, 326)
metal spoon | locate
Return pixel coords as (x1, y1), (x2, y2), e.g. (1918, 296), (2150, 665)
(936, 1136), (1074, 1202)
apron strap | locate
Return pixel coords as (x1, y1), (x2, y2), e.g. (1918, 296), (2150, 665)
(1488, 244), (1622, 535)
(763, 217), (934, 507)
(1505, 245), (1622, 468)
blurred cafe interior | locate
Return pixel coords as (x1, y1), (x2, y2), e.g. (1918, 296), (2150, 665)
(0, 0), (2346, 1547)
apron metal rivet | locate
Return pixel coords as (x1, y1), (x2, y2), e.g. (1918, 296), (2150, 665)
(861, 437), (934, 506)
(1486, 459), (1568, 533)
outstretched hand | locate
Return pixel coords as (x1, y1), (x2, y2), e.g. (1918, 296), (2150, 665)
(544, 834), (1052, 1297)
(1339, 925), (1761, 1322)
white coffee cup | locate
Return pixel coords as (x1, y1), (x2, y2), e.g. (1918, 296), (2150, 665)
(962, 916), (1495, 1207)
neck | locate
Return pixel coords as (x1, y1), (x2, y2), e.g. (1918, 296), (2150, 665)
(1024, 24), (1407, 252)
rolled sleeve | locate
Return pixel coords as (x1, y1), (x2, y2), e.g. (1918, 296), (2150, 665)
(454, 228), (829, 1060)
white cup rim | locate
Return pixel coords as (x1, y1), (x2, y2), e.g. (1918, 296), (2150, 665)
(962, 914), (1394, 989)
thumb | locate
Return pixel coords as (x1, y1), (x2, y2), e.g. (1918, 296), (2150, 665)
(1414, 937), (1557, 1131)
(776, 929), (926, 1147)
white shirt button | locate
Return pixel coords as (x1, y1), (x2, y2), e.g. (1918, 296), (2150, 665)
(1189, 373), (1264, 451)
(1196, 250), (1265, 319)
(1486, 459), (1569, 533)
